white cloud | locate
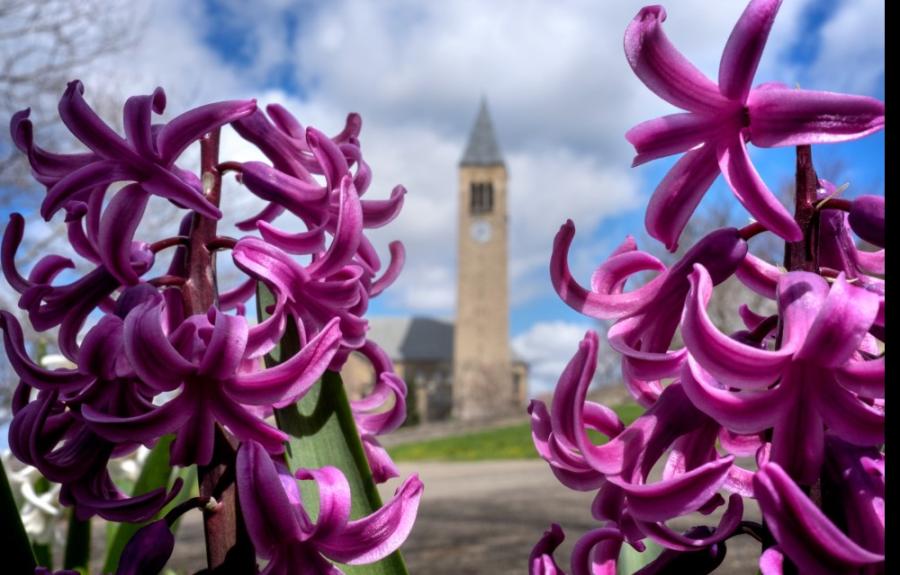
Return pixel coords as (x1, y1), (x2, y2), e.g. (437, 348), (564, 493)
(512, 320), (612, 397)
(804, 0), (884, 94)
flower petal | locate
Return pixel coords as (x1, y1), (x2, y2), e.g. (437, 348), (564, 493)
(644, 143), (721, 252)
(848, 195), (884, 248)
(570, 528), (623, 575)
(529, 524), (567, 575)
(228, 318), (341, 406)
(98, 184), (151, 286)
(295, 466), (352, 541)
(681, 356), (791, 434)
(795, 274), (879, 367)
(236, 440), (305, 558)
(551, 221), (666, 319)
(317, 474), (423, 565)
(157, 99), (257, 164)
(814, 374), (884, 447)
(626, 113), (722, 166)
(682, 265), (794, 389)
(369, 241), (405, 298)
(835, 356), (884, 399)
(624, 7), (728, 113)
(124, 302), (195, 391)
(754, 463), (884, 572)
(748, 88), (885, 147)
(716, 135), (801, 242)
(636, 494), (743, 552)
(718, 0), (781, 102)
(58, 81), (136, 160)
(609, 455), (734, 522)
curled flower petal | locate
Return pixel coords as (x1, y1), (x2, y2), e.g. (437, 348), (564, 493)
(157, 99), (257, 163)
(814, 375), (884, 447)
(835, 356), (884, 399)
(228, 318), (341, 406)
(317, 474), (424, 565)
(848, 195), (884, 248)
(117, 520), (175, 575)
(608, 455), (734, 522)
(681, 356), (792, 434)
(124, 302), (195, 391)
(754, 463), (884, 573)
(636, 494), (743, 552)
(530, 524), (567, 575)
(236, 441), (305, 558)
(795, 274), (879, 367)
(683, 265), (795, 389)
(551, 221), (665, 319)
(98, 184), (151, 286)
(570, 528), (623, 575)
(0, 311), (91, 391)
(624, 6), (728, 113)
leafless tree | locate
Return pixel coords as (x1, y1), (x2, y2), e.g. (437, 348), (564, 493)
(0, 0), (150, 421)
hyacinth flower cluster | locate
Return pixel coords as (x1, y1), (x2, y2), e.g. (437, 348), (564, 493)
(531, 1), (884, 574)
(2, 80), (422, 573)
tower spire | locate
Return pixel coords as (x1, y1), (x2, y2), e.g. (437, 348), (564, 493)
(460, 98), (504, 167)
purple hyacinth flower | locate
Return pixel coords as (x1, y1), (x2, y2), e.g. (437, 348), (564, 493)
(848, 195), (885, 248)
(10, 81), (256, 221)
(528, 523), (631, 575)
(682, 266), (883, 485)
(236, 440), (423, 574)
(231, 106), (405, 278)
(624, 1), (885, 249)
(348, 340), (409, 482)
(551, 222), (747, 406)
(81, 295), (342, 466)
(116, 520), (175, 575)
(530, 524), (567, 574)
(753, 462), (883, 574)
(634, 528), (727, 575)
(531, 331), (748, 550)
(2, 213), (154, 359)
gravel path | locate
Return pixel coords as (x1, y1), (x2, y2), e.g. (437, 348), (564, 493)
(121, 460), (761, 574)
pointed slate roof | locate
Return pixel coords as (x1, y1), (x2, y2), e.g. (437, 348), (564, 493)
(460, 99), (504, 167)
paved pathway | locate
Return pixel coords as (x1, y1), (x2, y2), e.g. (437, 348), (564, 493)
(136, 460), (760, 574)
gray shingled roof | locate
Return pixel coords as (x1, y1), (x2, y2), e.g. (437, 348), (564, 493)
(460, 99), (504, 167)
(368, 317), (455, 361)
(367, 316), (525, 363)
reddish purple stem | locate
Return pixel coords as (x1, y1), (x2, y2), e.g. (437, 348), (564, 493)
(186, 130), (255, 573)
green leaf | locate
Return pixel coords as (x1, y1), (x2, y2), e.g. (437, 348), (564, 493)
(617, 539), (663, 575)
(102, 435), (176, 574)
(259, 284), (410, 575)
(0, 458), (37, 572)
(33, 475), (53, 570)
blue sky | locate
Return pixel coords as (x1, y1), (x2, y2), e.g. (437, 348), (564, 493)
(1, 0), (886, 395)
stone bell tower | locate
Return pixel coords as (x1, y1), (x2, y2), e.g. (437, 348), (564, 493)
(452, 99), (514, 421)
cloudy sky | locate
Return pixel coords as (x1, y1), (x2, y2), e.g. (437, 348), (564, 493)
(4, 0), (886, 395)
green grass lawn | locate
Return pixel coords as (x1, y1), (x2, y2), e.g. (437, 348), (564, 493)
(388, 401), (644, 462)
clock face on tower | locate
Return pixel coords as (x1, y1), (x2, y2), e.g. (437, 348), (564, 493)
(470, 219), (492, 243)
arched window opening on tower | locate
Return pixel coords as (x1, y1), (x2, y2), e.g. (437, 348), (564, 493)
(470, 181), (494, 214)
